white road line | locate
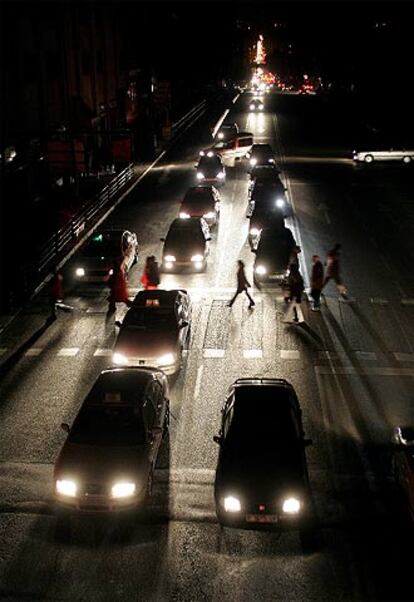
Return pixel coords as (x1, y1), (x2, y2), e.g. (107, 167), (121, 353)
(280, 350), (300, 359)
(354, 351), (377, 361)
(232, 93), (240, 104)
(93, 348), (112, 357)
(57, 348), (80, 357)
(24, 348), (43, 357)
(243, 349), (263, 359)
(194, 365), (204, 399)
(211, 109), (230, 139)
(401, 298), (414, 305)
(370, 298), (389, 305)
(203, 349), (225, 359)
(394, 352), (414, 362)
(315, 365), (414, 377)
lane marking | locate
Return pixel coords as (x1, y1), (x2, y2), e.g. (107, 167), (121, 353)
(194, 365), (204, 399)
(280, 350), (300, 359)
(93, 348), (112, 357)
(203, 349), (225, 359)
(243, 349), (263, 359)
(24, 348), (43, 357)
(315, 365), (414, 377)
(57, 348), (79, 357)
(370, 298), (389, 305)
(232, 93), (240, 104)
(402, 298), (414, 305)
(211, 109), (230, 139)
(394, 352), (414, 362)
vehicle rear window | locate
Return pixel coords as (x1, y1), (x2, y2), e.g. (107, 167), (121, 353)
(69, 406), (146, 446)
(82, 235), (121, 258)
(123, 307), (176, 329)
(184, 189), (212, 204)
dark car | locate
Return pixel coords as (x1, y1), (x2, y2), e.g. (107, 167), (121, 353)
(253, 226), (296, 285)
(246, 143), (276, 171)
(195, 154), (226, 185)
(161, 217), (211, 272)
(392, 425), (414, 519)
(112, 289), (191, 375)
(73, 229), (138, 283)
(54, 367), (169, 512)
(249, 164), (282, 187)
(179, 186), (220, 227)
(248, 203), (285, 249)
(247, 180), (289, 218)
(213, 378), (314, 544)
(215, 122), (239, 142)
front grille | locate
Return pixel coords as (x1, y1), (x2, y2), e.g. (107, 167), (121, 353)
(83, 483), (107, 495)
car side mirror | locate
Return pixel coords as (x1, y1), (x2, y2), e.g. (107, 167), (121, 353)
(213, 435), (223, 445)
(115, 320), (122, 328)
(61, 422), (70, 433)
(303, 438), (313, 447)
(160, 237), (165, 242)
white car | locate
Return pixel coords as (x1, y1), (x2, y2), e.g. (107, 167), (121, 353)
(353, 148), (414, 164)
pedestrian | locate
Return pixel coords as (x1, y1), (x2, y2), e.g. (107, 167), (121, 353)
(227, 260), (255, 308)
(288, 245), (302, 270)
(310, 254), (324, 311)
(49, 267), (64, 319)
(140, 256), (160, 290)
(283, 263), (304, 323)
(323, 243), (348, 298)
(107, 258), (132, 313)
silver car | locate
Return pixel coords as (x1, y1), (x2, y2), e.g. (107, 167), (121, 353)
(353, 148), (414, 164)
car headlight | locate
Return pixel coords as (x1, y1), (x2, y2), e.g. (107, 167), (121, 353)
(259, 104), (264, 110)
(249, 104), (255, 110)
(179, 212), (190, 219)
(164, 255), (176, 262)
(56, 479), (77, 498)
(197, 172), (205, 180)
(224, 495), (241, 512)
(111, 482), (136, 499)
(282, 497), (301, 514)
(207, 151), (214, 158)
(250, 228), (260, 237)
(276, 198), (285, 208)
(216, 171), (225, 179)
(191, 254), (204, 262)
(75, 267), (85, 277)
(268, 158), (275, 163)
(113, 352), (128, 366)
(158, 352), (176, 366)
(108, 268), (114, 276)
(199, 150), (205, 156)
(250, 158), (257, 166)
(165, 262), (173, 269)
(218, 132), (224, 140)
(203, 211), (215, 219)
(255, 265), (267, 275)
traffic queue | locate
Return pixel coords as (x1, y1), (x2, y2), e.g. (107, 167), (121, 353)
(52, 98), (320, 550)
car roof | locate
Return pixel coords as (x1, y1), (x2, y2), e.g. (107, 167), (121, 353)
(231, 384), (299, 423)
(85, 368), (156, 406)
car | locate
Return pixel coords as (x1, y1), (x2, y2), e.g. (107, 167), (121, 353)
(161, 217), (211, 272)
(247, 180), (288, 216)
(179, 186), (220, 227)
(54, 367), (169, 512)
(215, 122), (239, 142)
(352, 148), (414, 164)
(195, 154), (226, 185)
(248, 203), (285, 249)
(201, 132), (254, 163)
(112, 289), (191, 375)
(252, 226), (296, 285)
(249, 164), (283, 191)
(73, 229), (138, 283)
(249, 98), (264, 111)
(245, 143), (276, 171)
(392, 425), (414, 519)
(213, 378), (314, 543)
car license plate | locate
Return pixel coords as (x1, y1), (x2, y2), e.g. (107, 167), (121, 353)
(245, 514), (278, 524)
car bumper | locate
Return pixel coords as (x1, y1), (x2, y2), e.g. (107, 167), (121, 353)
(116, 358), (179, 375)
(54, 490), (146, 513)
(162, 260), (206, 272)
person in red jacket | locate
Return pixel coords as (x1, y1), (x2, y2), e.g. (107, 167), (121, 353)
(140, 256), (160, 290)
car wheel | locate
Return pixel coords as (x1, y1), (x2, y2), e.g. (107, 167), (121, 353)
(402, 156), (412, 164)
(364, 154), (374, 163)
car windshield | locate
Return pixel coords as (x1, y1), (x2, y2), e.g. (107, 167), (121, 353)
(69, 405), (146, 446)
(167, 224), (205, 247)
(124, 307), (176, 330)
(198, 156), (222, 169)
(228, 388), (298, 444)
(82, 234), (121, 258)
(253, 148), (273, 160)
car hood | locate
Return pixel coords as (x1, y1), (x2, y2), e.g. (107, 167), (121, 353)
(55, 442), (150, 483)
(115, 327), (178, 357)
(75, 257), (113, 270)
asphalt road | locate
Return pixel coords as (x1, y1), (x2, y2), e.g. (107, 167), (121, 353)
(1, 90), (414, 601)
